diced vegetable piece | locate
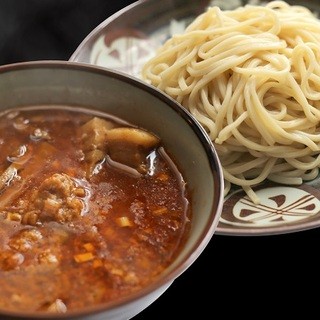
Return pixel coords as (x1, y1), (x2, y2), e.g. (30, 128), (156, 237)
(83, 243), (95, 252)
(74, 252), (95, 263)
(116, 216), (133, 227)
(110, 267), (124, 276)
(93, 259), (103, 268)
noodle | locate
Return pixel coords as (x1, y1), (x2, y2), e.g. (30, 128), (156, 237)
(141, 0), (320, 204)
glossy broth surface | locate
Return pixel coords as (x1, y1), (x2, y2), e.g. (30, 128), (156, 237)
(0, 106), (190, 313)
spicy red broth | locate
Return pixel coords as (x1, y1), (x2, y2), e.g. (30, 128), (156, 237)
(0, 106), (191, 313)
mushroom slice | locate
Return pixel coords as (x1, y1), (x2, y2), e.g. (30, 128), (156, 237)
(84, 149), (106, 176)
(81, 117), (115, 177)
(81, 117), (115, 152)
(105, 127), (160, 172)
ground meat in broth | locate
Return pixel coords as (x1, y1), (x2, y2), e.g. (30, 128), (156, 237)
(0, 106), (191, 313)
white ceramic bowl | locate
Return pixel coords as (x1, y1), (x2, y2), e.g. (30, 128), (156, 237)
(70, 0), (320, 79)
(0, 61), (224, 320)
(70, 0), (320, 237)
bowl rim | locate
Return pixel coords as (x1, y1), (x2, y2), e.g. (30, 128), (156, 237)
(0, 60), (224, 319)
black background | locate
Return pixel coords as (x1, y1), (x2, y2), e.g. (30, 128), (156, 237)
(1, 0), (318, 319)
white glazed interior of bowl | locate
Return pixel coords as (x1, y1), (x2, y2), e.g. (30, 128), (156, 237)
(0, 61), (224, 320)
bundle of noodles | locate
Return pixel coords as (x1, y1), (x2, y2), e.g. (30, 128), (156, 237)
(141, 0), (320, 204)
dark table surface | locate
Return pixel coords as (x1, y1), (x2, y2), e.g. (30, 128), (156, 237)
(1, 0), (318, 319)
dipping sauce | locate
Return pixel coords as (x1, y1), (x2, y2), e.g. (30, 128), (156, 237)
(0, 106), (190, 313)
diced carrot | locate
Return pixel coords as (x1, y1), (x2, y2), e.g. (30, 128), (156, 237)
(74, 252), (95, 263)
(110, 268), (124, 276)
(83, 243), (95, 252)
(93, 259), (103, 268)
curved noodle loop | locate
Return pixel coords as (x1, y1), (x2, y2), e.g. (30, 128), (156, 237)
(142, 1), (320, 204)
